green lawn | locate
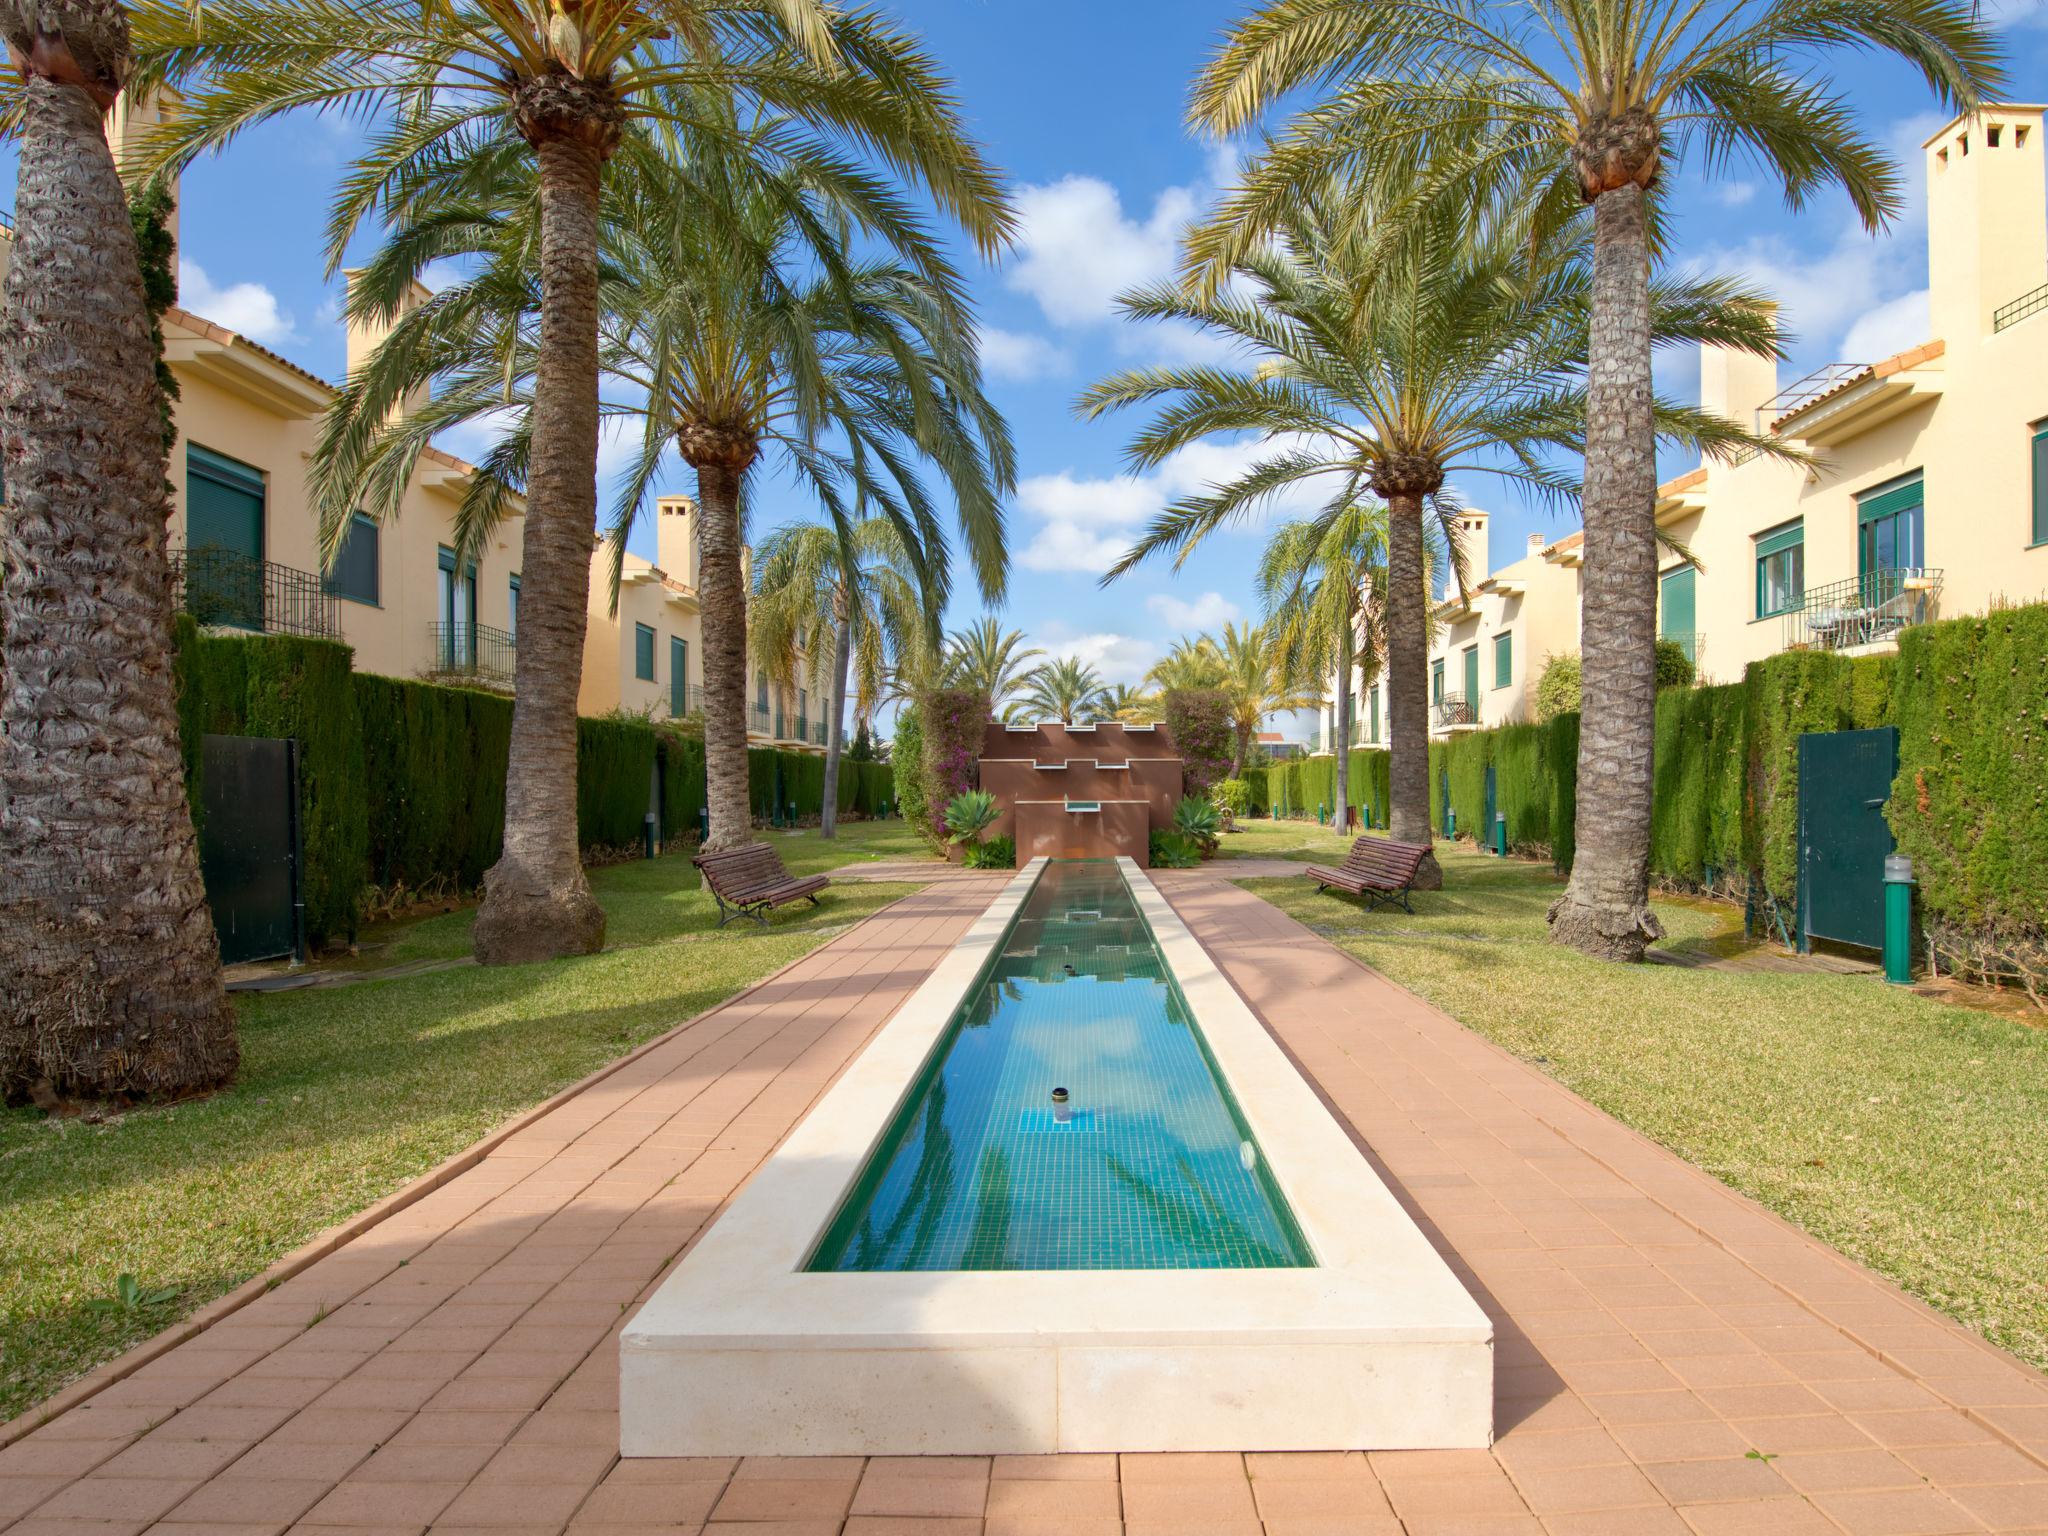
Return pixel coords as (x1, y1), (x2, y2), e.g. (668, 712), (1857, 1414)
(1213, 815), (1368, 864)
(0, 831), (932, 1423)
(1244, 843), (2048, 1373)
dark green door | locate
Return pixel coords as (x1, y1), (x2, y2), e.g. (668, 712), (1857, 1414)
(185, 445), (266, 629)
(197, 734), (302, 964)
(1797, 727), (1898, 952)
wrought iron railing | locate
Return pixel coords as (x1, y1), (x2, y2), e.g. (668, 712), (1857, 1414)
(1662, 631), (1706, 669)
(749, 702), (774, 736)
(1994, 281), (2048, 333)
(810, 716), (829, 746)
(173, 546), (340, 639)
(1758, 361), (1871, 425)
(670, 683), (704, 718)
(426, 621), (516, 686)
(1781, 567), (1943, 653)
(0, 207), (13, 234)
(1432, 693), (1478, 729)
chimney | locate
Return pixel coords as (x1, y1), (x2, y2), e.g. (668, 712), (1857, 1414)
(1926, 105), (2046, 341)
(108, 91), (179, 287)
(1700, 324), (1778, 433)
(656, 495), (701, 588)
(343, 268), (432, 416)
(1454, 509), (1489, 585)
(1526, 532), (1545, 559)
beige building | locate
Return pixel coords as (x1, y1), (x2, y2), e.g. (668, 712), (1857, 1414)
(1323, 102), (2048, 749)
(1, 103), (826, 751)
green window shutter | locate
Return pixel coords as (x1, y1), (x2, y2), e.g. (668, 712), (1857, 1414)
(670, 636), (688, 715)
(2033, 426), (2048, 545)
(1431, 659), (1444, 702)
(634, 623), (656, 681)
(1369, 686), (1380, 742)
(185, 444), (265, 561)
(1493, 631), (1512, 689)
(325, 512), (380, 605)
(1660, 565), (1695, 637)
(1856, 470), (1923, 523)
(1755, 520), (1804, 559)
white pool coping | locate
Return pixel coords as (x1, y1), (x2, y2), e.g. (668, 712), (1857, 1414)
(619, 856), (1492, 1455)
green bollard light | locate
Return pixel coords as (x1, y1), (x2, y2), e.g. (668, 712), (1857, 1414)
(1884, 853), (1914, 985)
(1494, 812), (1507, 858)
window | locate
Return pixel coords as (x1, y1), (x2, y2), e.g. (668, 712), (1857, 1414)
(1461, 645), (1479, 708)
(1431, 658), (1445, 703)
(437, 546), (477, 666)
(1755, 520), (1804, 618)
(634, 623), (656, 681)
(1492, 632), (1512, 690)
(1661, 565), (1697, 664)
(1856, 471), (1923, 579)
(185, 445), (267, 630)
(507, 573), (520, 639)
(670, 636), (688, 716)
(324, 512), (380, 605)
(1369, 686), (1381, 743)
(2034, 423), (2048, 547)
(756, 671), (770, 710)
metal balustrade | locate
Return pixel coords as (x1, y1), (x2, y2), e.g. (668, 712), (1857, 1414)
(1994, 281), (2048, 333)
(1431, 693), (1478, 729)
(426, 621), (517, 686)
(173, 547), (341, 640)
(1781, 568), (1943, 653)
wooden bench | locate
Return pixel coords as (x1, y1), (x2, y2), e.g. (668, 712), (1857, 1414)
(1305, 836), (1433, 914)
(694, 843), (829, 927)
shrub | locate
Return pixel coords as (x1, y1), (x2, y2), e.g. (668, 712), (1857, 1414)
(1162, 688), (1231, 795)
(919, 688), (989, 843)
(1149, 829), (1200, 868)
(1172, 795), (1222, 855)
(1655, 636), (1697, 688)
(1240, 763), (1270, 814)
(354, 672), (512, 892)
(1534, 653), (1581, 722)
(892, 703), (928, 843)
(944, 789), (1000, 846)
(1211, 778), (1251, 818)
(848, 720), (876, 763)
(576, 716), (656, 849)
(964, 834), (1015, 870)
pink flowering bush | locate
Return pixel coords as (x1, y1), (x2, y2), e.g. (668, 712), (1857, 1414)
(1163, 689), (1231, 796)
(917, 688), (991, 847)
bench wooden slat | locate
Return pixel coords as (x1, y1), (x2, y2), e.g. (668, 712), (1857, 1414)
(1303, 836), (1431, 913)
(693, 843), (829, 927)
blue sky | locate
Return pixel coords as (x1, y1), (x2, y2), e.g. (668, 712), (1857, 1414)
(7, 2), (2047, 705)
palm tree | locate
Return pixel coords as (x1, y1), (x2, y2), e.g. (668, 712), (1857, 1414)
(1145, 635), (1229, 693)
(1098, 683), (1160, 724)
(306, 119), (1014, 856)
(1186, 0), (2004, 959)
(751, 519), (931, 838)
(1093, 196), (1778, 858)
(1258, 503), (1390, 820)
(941, 619), (1043, 716)
(134, 0), (1010, 959)
(0, 0), (237, 1100)
(1016, 657), (1108, 723)
(1215, 620), (1316, 777)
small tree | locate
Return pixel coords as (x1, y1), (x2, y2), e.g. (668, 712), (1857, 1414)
(1163, 689), (1232, 796)
(1655, 638), (1697, 689)
(1535, 655), (1582, 723)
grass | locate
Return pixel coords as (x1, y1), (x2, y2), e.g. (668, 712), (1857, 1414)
(0, 839), (929, 1424)
(1242, 841), (2048, 1373)
(1212, 816), (1367, 864)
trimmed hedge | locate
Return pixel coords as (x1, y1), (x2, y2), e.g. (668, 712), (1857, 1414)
(174, 618), (366, 947)
(355, 674), (511, 891)
(893, 703), (929, 844)
(577, 717), (657, 849)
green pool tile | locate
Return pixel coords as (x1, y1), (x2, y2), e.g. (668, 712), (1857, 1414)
(807, 860), (1313, 1272)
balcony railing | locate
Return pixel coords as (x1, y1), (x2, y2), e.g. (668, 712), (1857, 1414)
(173, 546), (340, 640)
(669, 683), (704, 718)
(1432, 693), (1478, 729)
(1757, 362), (1871, 426)
(1781, 567), (1943, 653)
(426, 621), (517, 687)
(1994, 280), (2048, 333)
(1662, 631), (1706, 669)
(749, 702), (774, 736)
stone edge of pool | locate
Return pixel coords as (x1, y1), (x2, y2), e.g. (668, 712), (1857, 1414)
(618, 856), (1494, 1456)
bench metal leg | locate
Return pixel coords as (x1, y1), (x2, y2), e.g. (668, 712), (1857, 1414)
(713, 894), (771, 928)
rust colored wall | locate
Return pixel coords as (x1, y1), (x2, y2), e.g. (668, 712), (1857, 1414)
(980, 720), (1178, 763)
(1015, 801), (1151, 866)
(979, 758), (1180, 839)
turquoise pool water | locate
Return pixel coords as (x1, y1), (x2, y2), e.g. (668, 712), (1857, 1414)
(806, 860), (1313, 1272)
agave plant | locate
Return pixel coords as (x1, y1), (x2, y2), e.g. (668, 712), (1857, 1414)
(1172, 796), (1224, 857)
(943, 789), (1001, 847)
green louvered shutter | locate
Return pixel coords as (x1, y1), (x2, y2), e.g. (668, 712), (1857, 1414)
(2033, 425), (2048, 546)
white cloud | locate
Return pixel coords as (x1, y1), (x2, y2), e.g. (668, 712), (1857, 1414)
(978, 326), (1071, 381)
(1006, 174), (1196, 328)
(1146, 590), (1239, 632)
(1015, 433), (1336, 574)
(1028, 622), (1160, 688)
(179, 260), (298, 346)
(1713, 182), (1757, 208)
(1841, 288), (1931, 364)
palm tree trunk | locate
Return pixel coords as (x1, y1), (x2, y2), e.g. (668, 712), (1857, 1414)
(1382, 491), (1434, 863)
(694, 458), (753, 849)
(472, 129), (608, 966)
(820, 597), (852, 838)
(1548, 183), (1664, 962)
(0, 19), (237, 1102)
(1231, 721), (1251, 779)
(1333, 604), (1353, 830)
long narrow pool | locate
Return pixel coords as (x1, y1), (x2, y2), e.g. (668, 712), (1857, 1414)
(808, 859), (1312, 1272)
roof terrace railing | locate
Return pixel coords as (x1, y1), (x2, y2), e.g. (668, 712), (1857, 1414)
(1993, 280), (2048, 333)
(1756, 362), (1871, 427)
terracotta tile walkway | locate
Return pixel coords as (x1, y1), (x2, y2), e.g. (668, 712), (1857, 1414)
(4, 875), (2046, 1536)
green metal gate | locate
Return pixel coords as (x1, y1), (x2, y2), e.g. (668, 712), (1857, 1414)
(197, 734), (304, 964)
(1796, 726), (1898, 952)
(1483, 762), (1497, 849)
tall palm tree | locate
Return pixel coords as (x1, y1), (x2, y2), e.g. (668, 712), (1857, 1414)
(1214, 619), (1317, 777)
(1016, 656), (1108, 724)
(1258, 503), (1390, 820)
(134, 0), (1009, 959)
(751, 519), (931, 838)
(1094, 195), (1778, 858)
(308, 119), (1014, 856)
(941, 619), (1042, 715)
(0, 0), (237, 1100)
(1145, 635), (1229, 693)
(1098, 683), (1160, 724)
(1186, 0), (2004, 959)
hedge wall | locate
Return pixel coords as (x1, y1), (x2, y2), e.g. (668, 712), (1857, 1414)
(174, 618), (366, 947)
(893, 703), (929, 844)
(576, 716), (657, 850)
(355, 673), (511, 892)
